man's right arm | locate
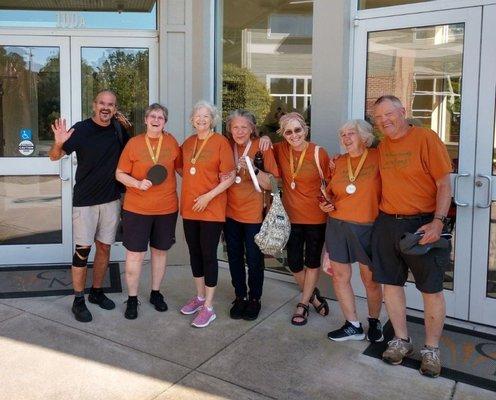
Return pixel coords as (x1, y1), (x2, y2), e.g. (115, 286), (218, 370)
(49, 118), (74, 161)
(48, 142), (66, 161)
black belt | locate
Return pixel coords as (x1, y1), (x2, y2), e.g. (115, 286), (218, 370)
(381, 211), (433, 220)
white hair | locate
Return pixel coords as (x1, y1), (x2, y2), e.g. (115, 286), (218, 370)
(338, 119), (374, 148)
(190, 100), (221, 129)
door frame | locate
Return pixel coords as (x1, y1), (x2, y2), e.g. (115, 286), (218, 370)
(470, 4), (496, 326)
(0, 35), (73, 265)
(70, 35), (159, 261)
(349, 7), (483, 319)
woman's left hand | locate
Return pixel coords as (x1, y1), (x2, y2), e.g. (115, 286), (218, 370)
(259, 135), (272, 151)
(193, 193), (213, 212)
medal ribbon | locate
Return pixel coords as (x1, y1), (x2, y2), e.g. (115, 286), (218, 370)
(191, 132), (213, 165)
(234, 140), (252, 172)
(347, 148), (368, 183)
(145, 134), (163, 164)
(289, 143), (309, 182)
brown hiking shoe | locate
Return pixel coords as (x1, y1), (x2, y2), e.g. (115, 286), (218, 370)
(382, 337), (413, 365)
(419, 346), (441, 378)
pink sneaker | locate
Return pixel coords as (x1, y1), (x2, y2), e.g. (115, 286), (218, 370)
(191, 307), (216, 328)
(180, 296), (205, 315)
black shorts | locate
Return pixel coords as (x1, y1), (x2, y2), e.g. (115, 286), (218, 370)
(286, 223), (326, 273)
(325, 217), (372, 267)
(371, 212), (450, 293)
(122, 210), (178, 252)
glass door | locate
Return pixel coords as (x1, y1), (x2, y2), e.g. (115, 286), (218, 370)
(70, 36), (158, 261)
(0, 36), (73, 265)
(350, 7), (483, 319)
(470, 4), (496, 326)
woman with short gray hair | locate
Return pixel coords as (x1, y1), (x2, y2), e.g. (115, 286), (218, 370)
(319, 119), (383, 342)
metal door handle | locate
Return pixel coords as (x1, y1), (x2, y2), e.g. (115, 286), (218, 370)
(476, 174), (492, 208)
(454, 172), (470, 207)
(59, 155), (69, 181)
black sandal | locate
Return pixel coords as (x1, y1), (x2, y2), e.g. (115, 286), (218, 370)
(291, 303), (309, 326)
(310, 288), (329, 316)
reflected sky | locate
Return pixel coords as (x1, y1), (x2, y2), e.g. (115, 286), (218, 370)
(0, 5), (156, 30)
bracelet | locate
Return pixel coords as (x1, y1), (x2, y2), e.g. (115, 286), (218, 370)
(433, 214), (447, 224)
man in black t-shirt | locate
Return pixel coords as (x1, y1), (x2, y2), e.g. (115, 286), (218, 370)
(49, 90), (130, 323)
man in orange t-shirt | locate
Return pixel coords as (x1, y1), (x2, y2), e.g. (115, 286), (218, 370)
(371, 95), (452, 378)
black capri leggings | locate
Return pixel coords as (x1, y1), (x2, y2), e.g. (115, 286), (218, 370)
(183, 219), (224, 287)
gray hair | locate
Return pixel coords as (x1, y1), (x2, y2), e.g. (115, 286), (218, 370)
(190, 100), (221, 129)
(277, 112), (308, 136)
(225, 109), (258, 139)
(374, 95), (403, 109)
(145, 103), (168, 121)
(338, 119), (374, 148)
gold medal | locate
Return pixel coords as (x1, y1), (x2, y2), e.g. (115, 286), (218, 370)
(345, 184), (356, 194)
(289, 142), (308, 191)
(190, 132), (213, 174)
(346, 149), (368, 195)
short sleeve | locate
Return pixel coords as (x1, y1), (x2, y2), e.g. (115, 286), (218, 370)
(319, 146), (332, 182)
(424, 131), (453, 181)
(117, 140), (133, 173)
(262, 147), (280, 178)
(61, 125), (78, 155)
(218, 136), (235, 173)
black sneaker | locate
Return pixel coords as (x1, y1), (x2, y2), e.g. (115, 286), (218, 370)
(124, 297), (139, 320)
(72, 297), (92, 323)
(88, 288), (116, 310)
(149, 291), (168, 312)
(243, 298), (261, 321)
(327, 321), (365, 342)
(367, 317), (384, 343)
(229, 297), (247, 319)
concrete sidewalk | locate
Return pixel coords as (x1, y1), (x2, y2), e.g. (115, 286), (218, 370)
(0, 264), (493, 400)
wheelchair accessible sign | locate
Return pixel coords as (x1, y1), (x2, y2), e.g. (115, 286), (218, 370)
(18, 128), (35, 156)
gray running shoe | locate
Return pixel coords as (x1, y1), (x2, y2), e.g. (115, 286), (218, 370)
(419, 346), (441, 378)
(382, 337), (413, 365)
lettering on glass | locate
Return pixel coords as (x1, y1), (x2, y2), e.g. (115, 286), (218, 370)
(56, 12), (85, 29)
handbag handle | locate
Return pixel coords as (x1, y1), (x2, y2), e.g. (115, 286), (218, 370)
(269, 175), (279, 196)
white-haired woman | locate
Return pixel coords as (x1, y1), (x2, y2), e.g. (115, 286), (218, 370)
(320, 119), (383, 342)
(224, 109), (280, 321)
(179, 100), (235, 328)
(273, 112), (330, 326)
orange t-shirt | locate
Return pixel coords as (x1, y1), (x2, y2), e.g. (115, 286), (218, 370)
(180, 133), (235, 222)
(226, 138), (280, 224)
(378, 126), (452, 214)
(117, 132), (180, 215)
(274, 141), (331, 224)
(326, 148), (381, 224)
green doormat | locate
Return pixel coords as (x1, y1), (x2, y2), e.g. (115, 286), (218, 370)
(0, 263), (122, 298)
(363, 315), (496, 392)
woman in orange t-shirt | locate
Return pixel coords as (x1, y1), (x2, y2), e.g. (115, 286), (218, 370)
(179, 100), (235, 328)
(320, 119), (383, 342)
(273, 112), (330, 326)
(224, 109), (279, 321)
(116, 103), (181, 320)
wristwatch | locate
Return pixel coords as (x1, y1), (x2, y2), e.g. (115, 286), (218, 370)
(433, 214), (448, 224)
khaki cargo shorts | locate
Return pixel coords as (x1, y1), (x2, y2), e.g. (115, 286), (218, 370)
(72, 199), (121, 246)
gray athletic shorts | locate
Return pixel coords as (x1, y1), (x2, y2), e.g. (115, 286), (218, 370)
(325, 217), (373, 267)
(72, 199), (121, 246)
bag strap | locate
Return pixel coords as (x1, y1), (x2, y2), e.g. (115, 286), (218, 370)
(314, 145), (324, 180)
(244, 155), (262, 193)
(269, 175), (279, 196)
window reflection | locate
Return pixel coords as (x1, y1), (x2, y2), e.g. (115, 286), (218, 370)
(359, 0), (433, 9)
(0, 176), (62, 244)
(0, 46), (60, 157)
(81, 47), (150, 135)
(222, 0), (313, 141)
(366, 24), (464, 171)
(487, 203), (496, 299)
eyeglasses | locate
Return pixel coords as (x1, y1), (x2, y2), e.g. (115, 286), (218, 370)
(283, 127), (304, 136)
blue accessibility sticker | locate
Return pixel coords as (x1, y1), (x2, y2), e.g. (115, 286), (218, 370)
(19, 128), (32, 140)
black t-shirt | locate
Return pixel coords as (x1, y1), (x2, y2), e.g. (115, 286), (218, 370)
(63, 118), (129, 207)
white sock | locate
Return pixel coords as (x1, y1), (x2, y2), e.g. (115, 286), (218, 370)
(349, 320), (360, 328)
(197, 295), (205, 301)
(206, 306), (213, 311)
